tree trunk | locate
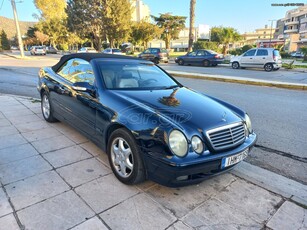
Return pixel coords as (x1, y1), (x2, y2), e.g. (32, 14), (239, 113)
(188, 0), (196, 52)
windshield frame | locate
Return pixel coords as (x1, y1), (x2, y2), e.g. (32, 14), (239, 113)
(93, 58), (182, 91)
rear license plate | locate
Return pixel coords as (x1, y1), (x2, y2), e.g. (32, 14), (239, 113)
(221, 148), (249, 169)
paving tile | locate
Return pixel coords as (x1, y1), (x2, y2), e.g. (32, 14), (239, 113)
(213, 179), (282, 222)
(80, 141), (105, 157)
(0, 104), (26, 112)
(267, 201), (307, 230)
(17, 191), (95, 230)
(14, 120), (50, 133)
(0, 188), (13, 218)
(0, 134), (27, 150)
(100, 193), (176, 230)
(0, 118), (11, 127)
(31, 135), (75, 153)
(57, 158), (110, 187)
(147, 173), (236, 218)
(75, 174), (138, 213)
(7, 114), (41, 125)
(0, 214), (19, 230)
(5, 171), (70, 210)
(44, 145), (92, 168)
(2, 108), (34, 118)
(51, 123), (88, 144)
(0, 144), (38, 165)
(29, 107), (41, 114)
(0, 126), (19, 138)
(21, 127), (61, 142)
(0, 155), (52, 185)
(71, 217), (108, 230)
(183, 197), (261, 230)
(167, 221), (193, 230)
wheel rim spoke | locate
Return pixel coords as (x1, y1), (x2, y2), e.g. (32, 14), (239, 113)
(111, 137), (134, 178)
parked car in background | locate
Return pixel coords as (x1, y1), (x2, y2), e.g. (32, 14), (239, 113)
(138, 48), (169, 64)
(46, 46), (58, 54)
(77, 47), (97, 53)
(37, 53), (256, 187)
(175, 50), (224, 67)
(30, 46), (46, 55)
(102, 48), (125, 55)
(291, 52), (304, 58)
(230, 48), (282, 72)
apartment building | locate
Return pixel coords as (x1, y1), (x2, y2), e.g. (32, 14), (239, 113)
(131, 0), (150, 22)
(281, 5), (307, 51)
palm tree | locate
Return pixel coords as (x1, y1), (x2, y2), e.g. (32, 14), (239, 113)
(188, 0), (196, 52)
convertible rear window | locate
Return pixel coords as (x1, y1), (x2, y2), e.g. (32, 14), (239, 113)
(97, 60), (179, 90)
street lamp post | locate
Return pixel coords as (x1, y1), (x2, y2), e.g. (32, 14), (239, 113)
(11, 0), (24, 58)
(268, 20), (276, 48)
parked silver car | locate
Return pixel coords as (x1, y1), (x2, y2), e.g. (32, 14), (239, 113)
(230, 48), (282, 71)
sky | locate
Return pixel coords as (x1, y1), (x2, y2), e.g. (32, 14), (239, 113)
(0, 0), (306, 33)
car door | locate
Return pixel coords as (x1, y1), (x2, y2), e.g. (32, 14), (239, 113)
(56, 58), (98, 136)
(195, 50), (206, 65)
(184, 51), (197, 64)
(240, 49), (256, 67)
(254, 49), (269, 67)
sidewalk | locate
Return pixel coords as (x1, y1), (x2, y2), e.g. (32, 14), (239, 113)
(0, 94), (306, 230)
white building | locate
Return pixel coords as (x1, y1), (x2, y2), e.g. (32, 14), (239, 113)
(131, 0), (150, 22)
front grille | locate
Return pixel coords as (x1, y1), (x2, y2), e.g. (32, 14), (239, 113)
(206, 122), (246, 151)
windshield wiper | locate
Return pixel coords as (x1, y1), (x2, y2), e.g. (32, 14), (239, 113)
(163, 85), (180, 90)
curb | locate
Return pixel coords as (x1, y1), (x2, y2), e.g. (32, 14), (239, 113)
(2, 53), (33, 60)
(169, 71), (307, 91)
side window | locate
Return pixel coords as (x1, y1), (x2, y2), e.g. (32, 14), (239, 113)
(244, 49), (256, 56)
(57, 58), (95, 85)
(256, 49), (268, 56)
(197, 50), (205, 56)
(188, 51), (196, 56)
(143, 49), (151, 54)
(151, 49), (159, 54)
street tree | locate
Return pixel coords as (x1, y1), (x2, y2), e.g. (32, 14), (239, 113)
(211, 26), (242, 55)
(66, 0), (105, 50)
(152, 13), (186, 49)
(130, 21), (162, 48)
(300, 46), (307, 61)
(34, 0), (67, 48)
(35, 31), (49, 45)
(188, 0), (196, 52)
(1, 30), (10, 50)
(102, 0), (132, 48)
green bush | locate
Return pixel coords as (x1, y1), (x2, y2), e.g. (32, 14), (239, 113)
(280, 51), (291, 59)
(193, 41), (219, 52)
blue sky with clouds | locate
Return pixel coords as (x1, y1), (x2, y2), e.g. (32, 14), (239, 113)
(0, 0), (305, 33)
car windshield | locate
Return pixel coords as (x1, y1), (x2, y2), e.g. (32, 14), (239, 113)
(97, 60), (179, 90)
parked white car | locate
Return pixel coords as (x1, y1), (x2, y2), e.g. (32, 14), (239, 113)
(102, 48), (125, 55)
(30, 46), (46, 55)
(230, 48), (282, 71)
(77, 47), (97, 53)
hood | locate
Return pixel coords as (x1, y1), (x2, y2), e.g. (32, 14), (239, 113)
(109, 87), (243, 134)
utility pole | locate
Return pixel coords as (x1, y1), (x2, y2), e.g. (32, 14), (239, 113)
(11, 0), (24, 58)
(268, 20), (276, 48)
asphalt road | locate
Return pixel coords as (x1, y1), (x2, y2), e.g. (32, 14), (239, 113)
(0, 54), (306, 184)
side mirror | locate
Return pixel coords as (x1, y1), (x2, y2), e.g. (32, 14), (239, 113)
(72, 82), (96, 96)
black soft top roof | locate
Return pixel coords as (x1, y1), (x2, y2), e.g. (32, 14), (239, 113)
(51, 53), (141, 72)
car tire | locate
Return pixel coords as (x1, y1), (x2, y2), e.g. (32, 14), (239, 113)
(153, 58), (159, 64)
(107, 128), (146, 185)
(178, 59), (184, 66)
(264, 63), (273, 72)
(203, 60), (210, 67)
(212, 63), (218, 67)
(41, 92), (57, 122)
(273, 68), (280, 71)
(232, 62), (240, 69)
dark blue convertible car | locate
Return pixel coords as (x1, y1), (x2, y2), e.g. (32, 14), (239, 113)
(37, 53), (256, 187)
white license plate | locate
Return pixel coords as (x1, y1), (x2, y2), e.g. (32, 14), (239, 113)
(221, 148), (249, 169)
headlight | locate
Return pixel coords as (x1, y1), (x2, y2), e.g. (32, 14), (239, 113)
(244, 113), (253, 135)
(191, 136), (204, 154)
(169, 130), (188, 157)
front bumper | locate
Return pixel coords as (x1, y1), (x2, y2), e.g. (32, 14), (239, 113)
(144, 133), (257, 187)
